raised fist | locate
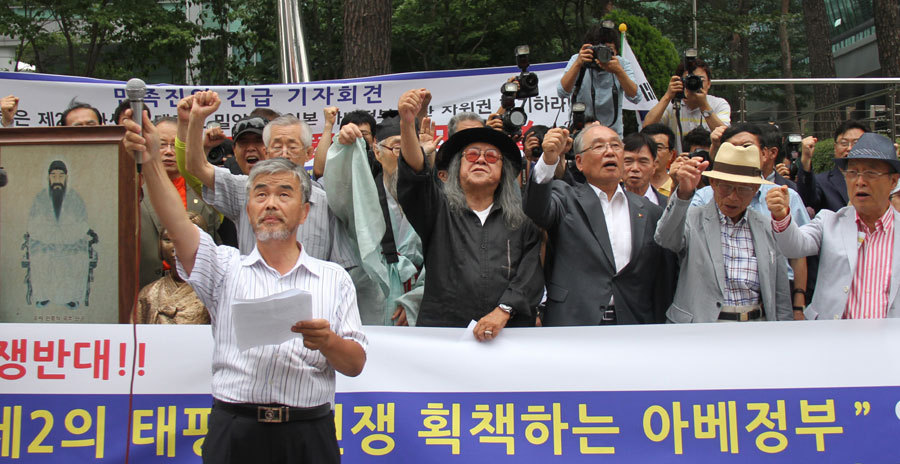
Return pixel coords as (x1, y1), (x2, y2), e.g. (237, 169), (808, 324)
(190, 91), (220, 121)
(398, 89), (430, 124)
(323, 106), (338, 126)
(765, 185), (791, 221)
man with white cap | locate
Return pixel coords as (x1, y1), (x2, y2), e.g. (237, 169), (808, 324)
(655, 143), (792, 323)
(767, 132), (900, 320)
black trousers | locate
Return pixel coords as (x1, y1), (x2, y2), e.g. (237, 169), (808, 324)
(202, 404), (340, 464)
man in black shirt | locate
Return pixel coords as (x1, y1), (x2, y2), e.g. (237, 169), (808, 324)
(396, 88), (543, 341)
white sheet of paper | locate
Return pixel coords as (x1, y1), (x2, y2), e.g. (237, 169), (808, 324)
(460, 320), (478, 342)
(231, 289), (313, 351)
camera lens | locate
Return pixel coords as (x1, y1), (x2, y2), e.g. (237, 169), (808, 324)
(685, 75), (703, 92)
(508, 108), (527, 126)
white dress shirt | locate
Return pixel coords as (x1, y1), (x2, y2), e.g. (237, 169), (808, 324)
(177, 228), (367, 407)
(533, 157), (632, 303)
(640, 184), (659, 206)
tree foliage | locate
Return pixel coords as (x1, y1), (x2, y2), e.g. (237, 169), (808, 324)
(0, 1), (198, 82)
(0, 0), (827, 105)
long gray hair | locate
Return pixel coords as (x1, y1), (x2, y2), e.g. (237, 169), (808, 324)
(444, 152), (528, 229)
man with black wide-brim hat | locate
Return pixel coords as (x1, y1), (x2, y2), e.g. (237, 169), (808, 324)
(769, 132), (900, 320)
(395, 88), (543, 341)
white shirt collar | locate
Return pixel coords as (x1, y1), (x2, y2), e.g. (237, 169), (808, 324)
(241, 242), (322, 278)
(588, 183), (626, 203)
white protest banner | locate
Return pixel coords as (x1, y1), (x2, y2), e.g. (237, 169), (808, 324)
(2, 321), (899, 462)
(620, 36), (659, 112)
(0, 64), (570, 143)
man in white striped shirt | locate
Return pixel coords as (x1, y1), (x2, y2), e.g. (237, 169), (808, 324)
(124, 109), (367, 464)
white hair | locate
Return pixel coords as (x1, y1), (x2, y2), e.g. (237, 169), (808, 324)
(262, 114), (312, 149)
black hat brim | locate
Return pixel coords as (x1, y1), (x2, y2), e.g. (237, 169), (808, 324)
(435, 127), (522, 173)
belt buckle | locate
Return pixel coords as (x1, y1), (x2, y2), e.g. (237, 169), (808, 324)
(258, 406), (288, 423)
(739, 312), (750, 322)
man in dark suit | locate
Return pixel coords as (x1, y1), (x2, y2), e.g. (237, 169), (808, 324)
(622, 132), (668, 206)
(796, 120), (868, 214)
(524, 125), (675, 326)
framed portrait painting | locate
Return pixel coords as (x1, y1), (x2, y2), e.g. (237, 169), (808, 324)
(0, 126), (136, 323)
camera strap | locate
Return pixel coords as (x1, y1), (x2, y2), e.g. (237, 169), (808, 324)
(570, 66), (588, 127)
(673, 101), (684, 154)
(608, 78), (619, 127)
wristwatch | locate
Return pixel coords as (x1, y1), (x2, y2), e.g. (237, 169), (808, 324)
(701, 109), (712, 118)
(498, 304), (515, 319)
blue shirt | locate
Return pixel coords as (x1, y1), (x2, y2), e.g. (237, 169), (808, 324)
(556, 54), (641, 137)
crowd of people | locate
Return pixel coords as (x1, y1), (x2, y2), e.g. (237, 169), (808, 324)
(3, 23), (898, 331)
(3, 21), (899, 462)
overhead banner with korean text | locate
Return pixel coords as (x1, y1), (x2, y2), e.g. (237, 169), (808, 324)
(0, 65), (569, 142)
(0, 57), (656, 142)
(2, 320), (899, 462)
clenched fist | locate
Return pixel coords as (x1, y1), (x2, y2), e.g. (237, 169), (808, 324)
(765, 185), (791, 221)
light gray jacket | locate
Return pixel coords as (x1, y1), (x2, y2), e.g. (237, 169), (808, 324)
(655, 194), (792, 323)
(774, 205), (900, 320)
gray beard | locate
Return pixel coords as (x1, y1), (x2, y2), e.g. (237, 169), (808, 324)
(384, 170), (398, 201)
(255, 226), (292, 242)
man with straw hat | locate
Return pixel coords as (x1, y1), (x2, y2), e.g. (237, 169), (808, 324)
(768, 132), (900, 320)
(655, 143), (792, 323)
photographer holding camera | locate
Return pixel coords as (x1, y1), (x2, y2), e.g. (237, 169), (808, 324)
(557, 21), (640, 138)
(643, 53), (730, 153)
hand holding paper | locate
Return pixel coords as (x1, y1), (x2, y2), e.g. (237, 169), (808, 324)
(230, 289), (313, 351)
(291, 319), (335, 351)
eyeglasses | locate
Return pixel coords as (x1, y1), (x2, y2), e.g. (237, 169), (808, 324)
(379, 144), (402, 156)
(360, 130), (372, 139)
(463, 148), (501, 164)
(842, 169), (892, 181)
(578, 141), (623, 155)
(270, 144), (304, 156)
(232, 117), (267, 138)
(715, 182), (757, 198)
(836, 138), (861, 149)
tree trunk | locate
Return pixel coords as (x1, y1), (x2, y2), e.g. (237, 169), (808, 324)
(801, 0), (841, 137)
(779, 0), (798, 131)
(342, 0), (391, 78)
(873, 0), (900, 76)
(729, 0), (750, 77)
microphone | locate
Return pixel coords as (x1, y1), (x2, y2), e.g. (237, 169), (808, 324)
(125, 78), (146, 171)
(0, 167), (7, 188)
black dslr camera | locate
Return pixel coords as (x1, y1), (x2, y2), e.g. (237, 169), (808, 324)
(676, 48), (702, 100)
(496, 45), (540, 136)
(511, 45), (539, 99)
(586, 20), (617, 69)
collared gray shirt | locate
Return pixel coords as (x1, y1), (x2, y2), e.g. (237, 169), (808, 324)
(203, 166), (355, 268)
